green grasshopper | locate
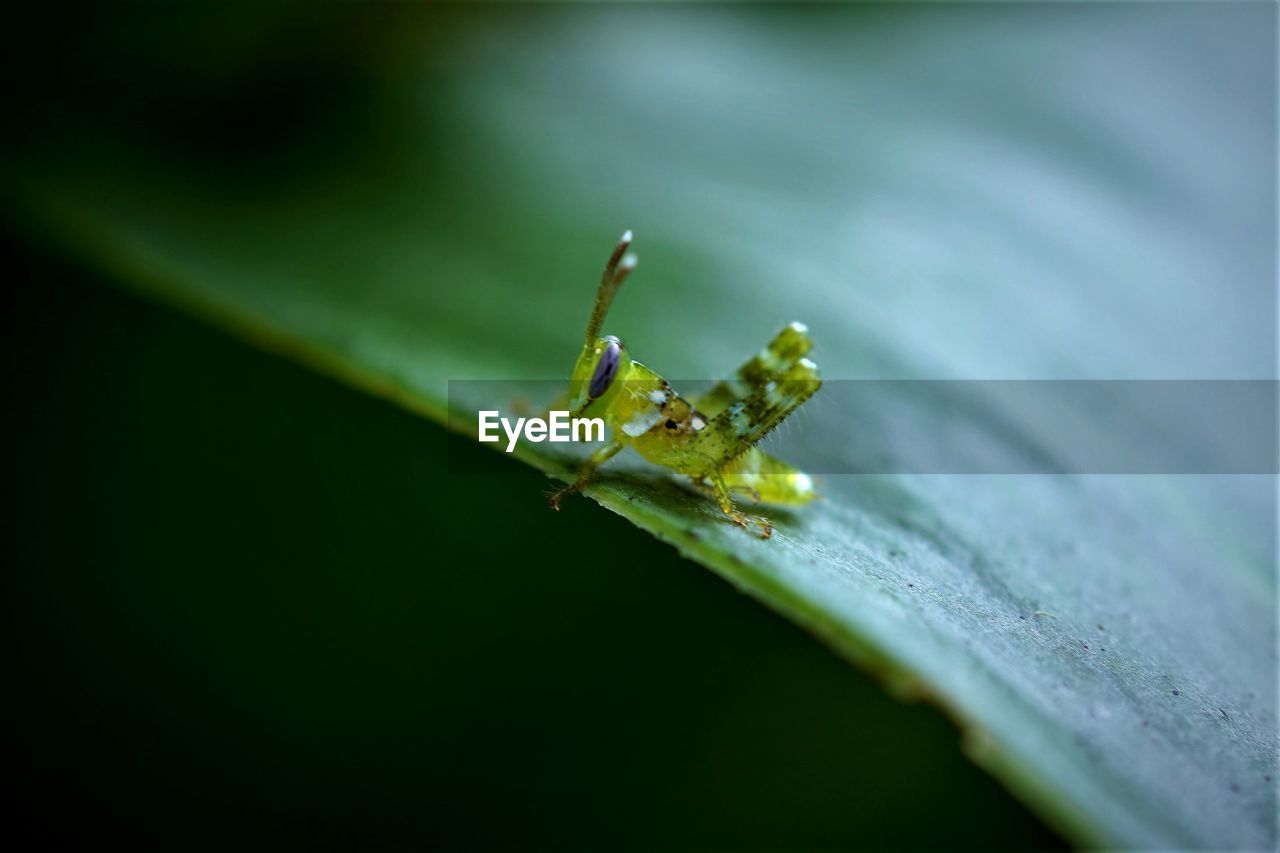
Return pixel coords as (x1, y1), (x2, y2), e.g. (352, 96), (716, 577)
(548, 230), (821, 538)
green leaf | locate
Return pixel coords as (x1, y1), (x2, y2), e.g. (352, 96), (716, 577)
(4, 4), (1274, 848)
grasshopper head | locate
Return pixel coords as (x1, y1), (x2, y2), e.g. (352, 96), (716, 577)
(567, 230), (637, 415)
(568, 334), (632, 415)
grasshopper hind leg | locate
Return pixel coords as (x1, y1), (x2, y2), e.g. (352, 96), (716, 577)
(697, 321), (813, 418)
(709, 472), (773, 539)
(687, 355), (819, 538)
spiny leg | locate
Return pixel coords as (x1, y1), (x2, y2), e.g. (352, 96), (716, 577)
(696, 322), (813, 417)
(709, 471), (772, 539)
(694, 324), (818, 508)
(689, 358), (821, 466)
(548, 439), (624, 510)
(688, 359), (819, 533)
(688, 477), (759, 503)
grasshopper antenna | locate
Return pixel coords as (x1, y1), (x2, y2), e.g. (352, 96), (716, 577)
(584, 229), (637, 346)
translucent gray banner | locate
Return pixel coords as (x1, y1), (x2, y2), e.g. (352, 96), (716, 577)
(446, 380), (1277, 475)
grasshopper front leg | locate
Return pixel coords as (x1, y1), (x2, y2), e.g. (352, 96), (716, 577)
(548, 439), (624, 510)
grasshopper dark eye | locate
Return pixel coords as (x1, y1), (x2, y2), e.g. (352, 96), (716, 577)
(589, 337), (622, 399)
